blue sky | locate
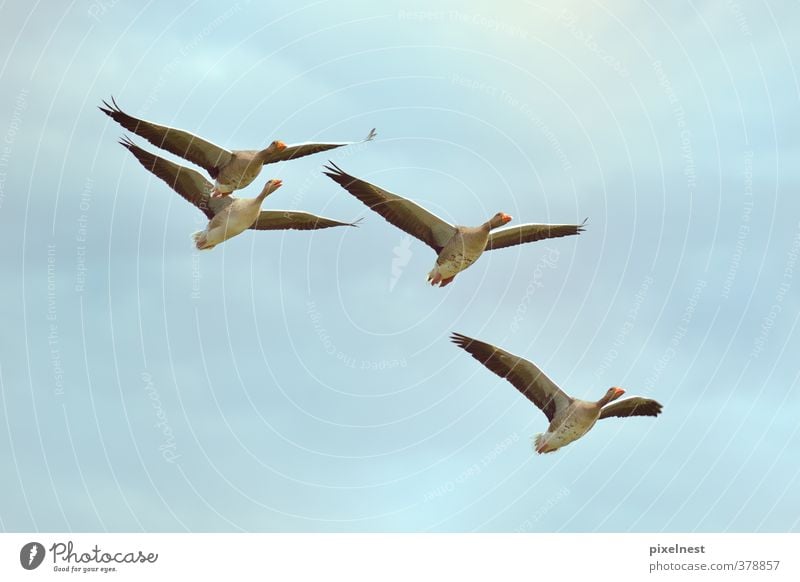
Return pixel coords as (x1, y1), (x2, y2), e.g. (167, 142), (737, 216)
(1, 0), (798, 532)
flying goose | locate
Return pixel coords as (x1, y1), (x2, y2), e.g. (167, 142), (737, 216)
(324, 163), (586, 287)
(450, 333), (662, 453)
(120, 137), (358, 250)
(101, 97), (377, 197)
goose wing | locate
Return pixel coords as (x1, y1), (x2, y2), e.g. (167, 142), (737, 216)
(450, 333), (571, 422)
(486, 219), (587, 251)
(249, 211), (360, 231)
(599, 397), (663, 419)
(323, 161), (455, 253)
(101, 97), (232, 176)
(119, 137), (231, 219)
(262, 128), (377, 164)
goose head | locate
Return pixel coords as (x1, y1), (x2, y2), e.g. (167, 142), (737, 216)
(266, 140), (287, 154)
(597, 386), (625, 406)
(487, 212), (513, 230)
(256, 179), (283, 201)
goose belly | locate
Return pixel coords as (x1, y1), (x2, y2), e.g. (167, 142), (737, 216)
(433, 248), (484, 279)
(207, 205), (259, 244)
(218, 158), (262, 191)
(535, 419), (597, 453)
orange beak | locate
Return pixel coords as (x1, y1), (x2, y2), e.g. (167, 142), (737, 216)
(612, 387), (625, 397)
(501, 213), (513, 224)
(275, 140), (287, 151)
(272, 179), (283, 188)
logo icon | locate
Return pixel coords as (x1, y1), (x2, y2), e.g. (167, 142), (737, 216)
(20, 542), (45, 570)
(389, 235), (413, 291)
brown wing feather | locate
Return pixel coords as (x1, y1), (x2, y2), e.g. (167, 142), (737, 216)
(261, 129), (377, 164)
(324, 161), (455, 253)
(249, 211), (360, 231)
(100, 97), (232, 176)
(119, 137), (230, 219)
(599, 397), (663, 419)
(450, 333), (571, 422)
(486, 219), (587, 251)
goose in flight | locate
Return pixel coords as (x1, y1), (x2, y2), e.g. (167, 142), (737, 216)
(101, 97), (377, 197)
(451, 333), (662, 453)
(324, 162), (586, 287)
(120, 137), (358, 250)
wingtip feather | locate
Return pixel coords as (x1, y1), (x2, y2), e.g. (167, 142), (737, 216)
(323, 160), (345, 175)
(323, 161), (351, 184)
(100, 95), (123, 116)
(450, 332), (472, 348)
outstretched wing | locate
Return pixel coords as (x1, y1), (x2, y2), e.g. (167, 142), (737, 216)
(262, 128), (377, 164)
(101, 97), (232, 176)
(450, 332), (571, 422)
(119, 137), (230, 219)
(486, 219), (587, 251)
(599, 397), (663, 419)
(324, 161), (455, 253)
(249, 211), (360, 231)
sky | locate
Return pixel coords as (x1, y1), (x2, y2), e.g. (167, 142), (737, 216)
(0, 0), (798, 532)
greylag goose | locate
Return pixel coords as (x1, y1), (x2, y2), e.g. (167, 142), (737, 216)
(324, 163), (586, 287)
(101, 97), (377, 197)
(120, 137), (358, 250)
(450, 333), (662, 453)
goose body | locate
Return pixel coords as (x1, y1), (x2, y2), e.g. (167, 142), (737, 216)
(192, 184), (279, 250)
(101, 97), (376, 196)
(324, 162), (585, 287)
(211, 149), (280, 197)
(119, 137), (358, 250)
(450, 333), (663, 453)
(533, 398), (613, 454)
(428, 221), (500, 285)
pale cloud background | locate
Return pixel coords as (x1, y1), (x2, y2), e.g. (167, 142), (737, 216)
(0, 0), (798, 532)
